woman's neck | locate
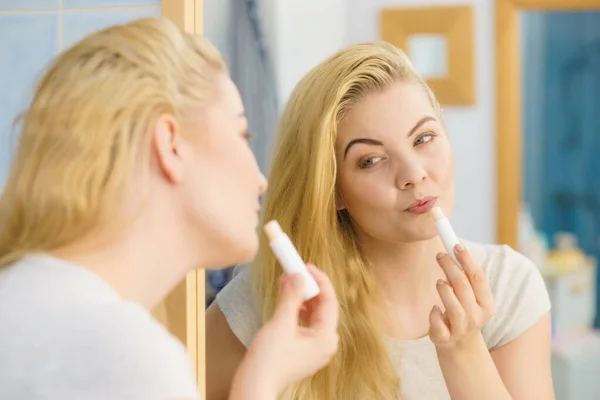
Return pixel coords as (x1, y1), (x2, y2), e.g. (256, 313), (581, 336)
(359, 234), (448, 339)
(50, 217), (199, 310)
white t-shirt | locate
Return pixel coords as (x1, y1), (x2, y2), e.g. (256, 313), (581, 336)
(216, 241), (552, 400)
(0, 254), (199, 400)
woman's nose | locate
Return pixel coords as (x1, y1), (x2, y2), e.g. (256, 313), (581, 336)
(396, 158), (428, 190)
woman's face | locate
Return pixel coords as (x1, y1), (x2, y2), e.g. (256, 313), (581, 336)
(182, 76), (267, 268)
(335, 81), (454, 243)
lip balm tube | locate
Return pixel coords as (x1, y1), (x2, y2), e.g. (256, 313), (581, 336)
(263, 220), (320, 301)
(430, 207), (461, 267)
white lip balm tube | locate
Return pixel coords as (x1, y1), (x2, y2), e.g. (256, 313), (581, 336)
(430, 207), (461, 267)
(263, 220), (320, 301)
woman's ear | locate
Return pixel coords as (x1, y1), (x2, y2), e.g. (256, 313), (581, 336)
(152, 113), (186, 184)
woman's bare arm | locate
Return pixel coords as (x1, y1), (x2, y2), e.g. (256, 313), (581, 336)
(205, 302), (247, 400)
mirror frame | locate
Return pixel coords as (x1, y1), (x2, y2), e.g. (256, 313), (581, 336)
(496, 0), (600, 248)
(155, 1), (205, 398)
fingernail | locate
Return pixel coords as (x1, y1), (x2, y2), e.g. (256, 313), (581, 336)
(437, 279), (447, 286)
(436, 252), (445, 260)
(455, 243), (464, 253)
(433, 305), (442, 313)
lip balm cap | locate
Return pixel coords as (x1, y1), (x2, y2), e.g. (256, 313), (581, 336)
(263, 220), (283, 240)
(430, 206), (445, 222)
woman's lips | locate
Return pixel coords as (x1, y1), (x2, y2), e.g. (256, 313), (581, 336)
(405, 196), (437, 214)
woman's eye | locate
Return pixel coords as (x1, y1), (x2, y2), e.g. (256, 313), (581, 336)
(414, 133), (435, 146)
(359, 156), (383, 169)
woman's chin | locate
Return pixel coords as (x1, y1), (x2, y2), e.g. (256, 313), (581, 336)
(230, 234), (259, 266)
(400, 224), (440, 243)
(204, 232), (259, 269)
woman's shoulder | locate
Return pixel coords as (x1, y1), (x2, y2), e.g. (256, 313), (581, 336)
(215, 266), (262, 347)
(85, 303), (200, 397)
(0, 299), (199, 399)
(74, 303), (198, 390)
(463, 240), (551, 350)
(463, 240), (532, 271)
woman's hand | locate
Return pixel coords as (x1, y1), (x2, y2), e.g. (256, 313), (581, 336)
(429, 245), (516, 400)
(229, 265), (339, 400)
(429, 243), (495, 351)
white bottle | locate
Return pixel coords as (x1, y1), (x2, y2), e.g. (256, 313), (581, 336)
(263, 220), (320, 301)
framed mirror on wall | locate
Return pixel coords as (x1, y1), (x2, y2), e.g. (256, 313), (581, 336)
(496, 0), (600, 248)
(497, 1), (600, 397)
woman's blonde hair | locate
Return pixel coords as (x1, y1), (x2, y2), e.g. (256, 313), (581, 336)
(0, 17), (226, 267)
(252, 42), (443, 399)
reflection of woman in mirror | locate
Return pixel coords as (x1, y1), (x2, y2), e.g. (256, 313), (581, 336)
(0, 18), (338, 399)
(207, 42), (554, 399)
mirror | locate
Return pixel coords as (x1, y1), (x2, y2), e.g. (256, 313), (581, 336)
(518, 9), (600, 399)
(520, 9), (600, 326)
(202, 0), (279, 307)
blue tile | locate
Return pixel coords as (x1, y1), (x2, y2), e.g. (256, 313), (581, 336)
(63, 0), (160, 8)
(62, 7), (161, 48)
(0, 0), (58, 10)
(0, 13), (59, 185)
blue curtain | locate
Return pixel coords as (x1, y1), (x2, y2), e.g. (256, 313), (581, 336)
(522, 11), (600, 326)
(230, 0), (279, 173)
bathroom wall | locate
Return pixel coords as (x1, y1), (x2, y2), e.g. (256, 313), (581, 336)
(0, 0), (161, 186)
(345, 0), (496, 244)
(255, 0), (495, 243)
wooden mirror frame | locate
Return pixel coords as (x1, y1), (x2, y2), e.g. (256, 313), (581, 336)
(154, 1), (205, 397)
(496, 0), (600, 249)
(380, 5), (475, 106)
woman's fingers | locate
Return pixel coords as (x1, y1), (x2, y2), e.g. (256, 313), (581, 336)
(436, 279), (466, 335)
(429, 305), (450, 343)
(300, 265), (340, 361)
(453, 245), (495, 315)
(273, 274), (306, 325)
(436, 252), (477, 312)
(304, 264), (339, 331)
(431, 246), (494, 347)
(298, 297), (317, 324)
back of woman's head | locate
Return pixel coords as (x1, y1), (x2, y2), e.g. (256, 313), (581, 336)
(253, 42), (441, 399)
(0, 17), (226, 267)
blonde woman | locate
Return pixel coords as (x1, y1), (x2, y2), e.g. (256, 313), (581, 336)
(0, 18), (338, 400)
(207, 42), (554, 399)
